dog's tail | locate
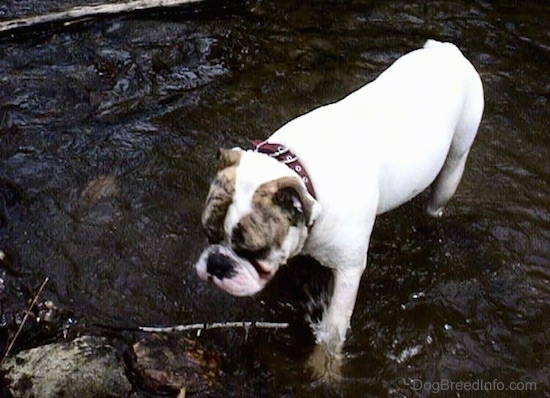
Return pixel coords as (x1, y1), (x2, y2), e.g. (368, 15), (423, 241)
(423, 39), (461, 53)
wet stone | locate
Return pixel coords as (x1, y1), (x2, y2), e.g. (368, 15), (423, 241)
(73, 174), (121, 225)
(79, 174), (119, 207)
(131, 333), (221, 395)
(1, 335), (132, 398)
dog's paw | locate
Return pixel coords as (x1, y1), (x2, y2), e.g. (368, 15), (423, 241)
(424, 203), (445, 218)
(306, 343), (343, 383)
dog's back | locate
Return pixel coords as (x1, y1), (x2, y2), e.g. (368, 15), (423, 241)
(270, 40), (483, 218)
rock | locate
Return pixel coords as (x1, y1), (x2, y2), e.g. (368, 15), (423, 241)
(79, 175), (119, 208)
(75, 175), (121, 225)
(131, 333), (220, 395)
(1, 335), (132, 398)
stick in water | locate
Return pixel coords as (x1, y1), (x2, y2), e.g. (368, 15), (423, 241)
(137, 321), (289, 333)
(0, 277), (49, 364)
(94, 321), (289, 335)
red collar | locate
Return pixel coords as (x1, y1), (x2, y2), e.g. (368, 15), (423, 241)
(252, 140), (317, 199)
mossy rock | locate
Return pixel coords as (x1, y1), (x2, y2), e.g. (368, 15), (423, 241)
(1, 335), (132, 398)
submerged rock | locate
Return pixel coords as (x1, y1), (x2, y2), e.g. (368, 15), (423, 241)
(1, 335), (132, 398)
(74, 174), (121, 225)
(131, 333), (221, 395)
(79, 174), (120, 208)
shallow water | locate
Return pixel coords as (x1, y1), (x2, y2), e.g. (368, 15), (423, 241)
(1, 0), (549, 396)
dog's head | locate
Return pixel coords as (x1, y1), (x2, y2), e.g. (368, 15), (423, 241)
(194, 147), (321, 296)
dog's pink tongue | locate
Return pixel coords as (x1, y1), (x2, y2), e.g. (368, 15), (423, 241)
(250, 259), (271, 279)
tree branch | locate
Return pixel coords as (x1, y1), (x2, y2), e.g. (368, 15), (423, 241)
(0, 0), (212, 34)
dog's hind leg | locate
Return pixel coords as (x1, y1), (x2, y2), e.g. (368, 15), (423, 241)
(424, 148), (471, 217)
(425, 73), (484, 218)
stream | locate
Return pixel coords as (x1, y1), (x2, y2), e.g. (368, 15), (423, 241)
(1, 0), (549, 396)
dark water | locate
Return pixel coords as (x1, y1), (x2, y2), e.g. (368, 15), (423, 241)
(1, 0), (549, 396)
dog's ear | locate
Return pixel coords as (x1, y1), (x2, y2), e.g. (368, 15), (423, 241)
(217, 148), (243, 171)
(273, 186), (304, 226)
(272, 177), (321, 227)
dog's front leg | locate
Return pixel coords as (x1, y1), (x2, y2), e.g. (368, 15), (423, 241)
(307, 262), (366, 381)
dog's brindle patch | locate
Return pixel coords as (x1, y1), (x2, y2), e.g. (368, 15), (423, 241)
(202, 167), (236, 244)
(202, 149), (243, 243)
(231, 176), (309, 259)
(217, 148), (243, 171)
(231, 184), (290, 258)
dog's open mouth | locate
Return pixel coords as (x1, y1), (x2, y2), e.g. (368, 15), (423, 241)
(249, 258), (271, 280)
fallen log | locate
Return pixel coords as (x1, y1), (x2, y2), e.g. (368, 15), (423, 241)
(0, 0), (226, 35)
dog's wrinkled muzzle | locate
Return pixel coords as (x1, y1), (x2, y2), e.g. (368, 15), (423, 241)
(205, 247), (237, 280)
(195, 244), (271, 296)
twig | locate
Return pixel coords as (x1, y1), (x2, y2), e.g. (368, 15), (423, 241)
(0, 277), (49, 364)
(139, 321), (289, 333)
(0, 0), (207, 34)
(96, 321), (289, 334)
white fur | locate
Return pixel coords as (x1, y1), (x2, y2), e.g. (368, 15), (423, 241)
(196, 40), (484, 380)
(268, 41), (483, 371)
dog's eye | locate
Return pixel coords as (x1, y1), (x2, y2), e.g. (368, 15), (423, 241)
(231, 224), (269, 260)
(234, 246), (269, 261)
(204, 228), (223, 245)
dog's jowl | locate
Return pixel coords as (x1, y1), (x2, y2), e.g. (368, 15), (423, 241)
(194, 40), (484, 380)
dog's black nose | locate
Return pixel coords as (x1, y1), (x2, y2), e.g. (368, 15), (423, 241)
(206, 251), (235, 280)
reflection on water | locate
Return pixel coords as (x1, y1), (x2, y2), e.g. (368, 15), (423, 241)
(1, 0), (549, 396)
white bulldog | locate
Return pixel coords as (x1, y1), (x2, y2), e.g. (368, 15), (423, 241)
(194, 40), (484, 379)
